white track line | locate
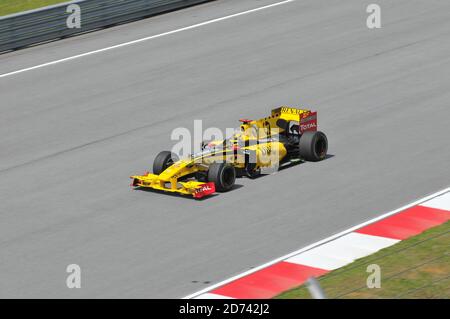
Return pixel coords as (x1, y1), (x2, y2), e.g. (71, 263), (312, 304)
(184, 186), (450, 299)
(0, 0), (294, 79)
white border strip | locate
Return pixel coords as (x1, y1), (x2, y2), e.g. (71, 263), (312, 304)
(184, 186), (450, 299)
(0, 0), (294, 79)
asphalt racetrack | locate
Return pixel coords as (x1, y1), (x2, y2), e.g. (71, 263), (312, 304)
(0, 0), (449, 298)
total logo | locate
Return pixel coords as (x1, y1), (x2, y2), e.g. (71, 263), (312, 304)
(300, 122), (317, 131)
(196, 184), (213, 193)
(193, 182), (216, 198)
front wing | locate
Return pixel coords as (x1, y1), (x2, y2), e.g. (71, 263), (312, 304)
(130, 173), (215, 199)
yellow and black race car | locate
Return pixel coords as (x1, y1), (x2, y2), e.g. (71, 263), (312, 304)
(130, 107), (328, 199)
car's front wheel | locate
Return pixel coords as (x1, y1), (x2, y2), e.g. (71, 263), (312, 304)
(207, 163), (236, 192)
(245, 162), (261, 179)
(153, 151), (178, 175)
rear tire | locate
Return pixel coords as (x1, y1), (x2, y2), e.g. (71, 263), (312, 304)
(208, 163), (236, 192)
(153, 151), (178, 175)
(299, 131), (328, 161)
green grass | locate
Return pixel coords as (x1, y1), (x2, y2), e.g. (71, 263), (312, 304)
(0, 0), (68, 17)
(276, 221), (450, 299)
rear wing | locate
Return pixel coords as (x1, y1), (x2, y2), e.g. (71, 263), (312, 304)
(271, 106), (318, 133)
(299, 111), (317, 133)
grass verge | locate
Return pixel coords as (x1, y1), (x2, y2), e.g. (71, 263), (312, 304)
(0, 0), (68, 17)
(275, 221), (450, 299)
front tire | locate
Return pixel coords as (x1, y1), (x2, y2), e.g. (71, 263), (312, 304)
(208, 163), (236, 192)
(153, 151), (178, 175)
(245, 162), (261, 179)
(299, 131), (328, 161)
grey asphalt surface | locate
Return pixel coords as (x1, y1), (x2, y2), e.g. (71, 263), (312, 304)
(0, 0), (449, 298)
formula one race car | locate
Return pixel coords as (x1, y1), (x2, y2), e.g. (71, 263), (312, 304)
(130, 106), (328, 198)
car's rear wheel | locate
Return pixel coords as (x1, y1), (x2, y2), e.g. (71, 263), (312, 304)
(208, 163), (236, 192)
(153, 151), (178, 175)
(299, 131), (328, 161)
